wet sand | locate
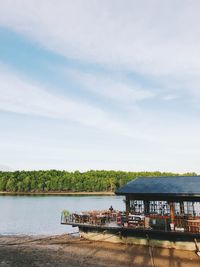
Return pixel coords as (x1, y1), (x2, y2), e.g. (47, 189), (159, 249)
(0, 234), (200, 267)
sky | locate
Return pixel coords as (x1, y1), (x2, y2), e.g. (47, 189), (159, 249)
(0, 1), (200, 172)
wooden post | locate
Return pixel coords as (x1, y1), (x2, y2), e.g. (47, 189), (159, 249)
(144, 200), (150, 215)
(169, 202), (175, 231)
(180, 201), (184, 215)
(125, 196), (130, 222)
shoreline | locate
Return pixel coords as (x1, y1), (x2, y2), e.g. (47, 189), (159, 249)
(0, 234), (199, 267)
(0, 191), (115, 196)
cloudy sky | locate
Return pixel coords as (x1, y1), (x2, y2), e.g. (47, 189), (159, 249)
(0, 0), (200, 172)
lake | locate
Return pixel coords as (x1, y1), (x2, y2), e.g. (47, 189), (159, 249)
(0, 195), (124, 235)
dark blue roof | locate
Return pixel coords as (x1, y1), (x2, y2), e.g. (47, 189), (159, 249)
(115, 176), (200, 196)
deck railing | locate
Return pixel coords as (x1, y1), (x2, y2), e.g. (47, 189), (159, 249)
(61, 210), (200, 234)
(61, 210), (118, 226)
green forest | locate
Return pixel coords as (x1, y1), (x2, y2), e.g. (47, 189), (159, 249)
(0, 170), (197, 193)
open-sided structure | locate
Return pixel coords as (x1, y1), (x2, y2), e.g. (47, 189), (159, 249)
(115, 176), (200, 233)
(61, 176), (200, 249)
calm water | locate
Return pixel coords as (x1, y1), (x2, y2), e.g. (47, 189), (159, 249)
(0, 195), (124, 235)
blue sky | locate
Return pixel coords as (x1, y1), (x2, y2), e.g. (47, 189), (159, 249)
(0, 1), (200, 172)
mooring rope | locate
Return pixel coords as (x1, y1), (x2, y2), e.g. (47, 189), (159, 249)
(194, 238), (200, 256)
(146, 234), (155, 267)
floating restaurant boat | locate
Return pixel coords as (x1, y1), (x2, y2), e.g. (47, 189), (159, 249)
(61, 176), (200, 251)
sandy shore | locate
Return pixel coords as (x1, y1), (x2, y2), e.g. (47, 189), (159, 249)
(0, 191), (114, 196)
(0, 234), (200, 267)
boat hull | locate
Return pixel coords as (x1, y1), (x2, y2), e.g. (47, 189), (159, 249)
(65, 223), (200, 251)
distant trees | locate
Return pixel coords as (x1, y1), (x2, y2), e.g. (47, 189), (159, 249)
(0, 170), (197, 193)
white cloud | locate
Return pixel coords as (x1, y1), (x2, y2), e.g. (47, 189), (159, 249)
(1, 65), (200, 172)
(0, 65), (151, 140)
(0, 0), (200, 102)
(1, 0), (200, 104)
(65, 69), (155, 103)
(162, 94), (178, 101)
(0, 65), (110, 128)
(1, 1), (200, 171)
(0, 0), (200, 77)
(0, 65), (200, 144)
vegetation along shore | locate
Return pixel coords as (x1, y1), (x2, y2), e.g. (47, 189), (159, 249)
(0, 191), (114, 196)
(0, 170), (197, 193)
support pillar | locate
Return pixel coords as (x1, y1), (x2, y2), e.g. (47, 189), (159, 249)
(180, 201), (184, 215)
(125, 196), (130, 222)
(169, 202), (175, 231)
(144, 200), (150, 215)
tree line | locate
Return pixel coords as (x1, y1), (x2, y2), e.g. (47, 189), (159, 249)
(0, 170), (197, 193)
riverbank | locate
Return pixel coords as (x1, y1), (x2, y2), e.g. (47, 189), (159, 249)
(0, 234), (199, 267)
(0, 191), (114, 196)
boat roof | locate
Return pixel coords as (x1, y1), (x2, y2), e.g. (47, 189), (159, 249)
(115, 176), (200, 199)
